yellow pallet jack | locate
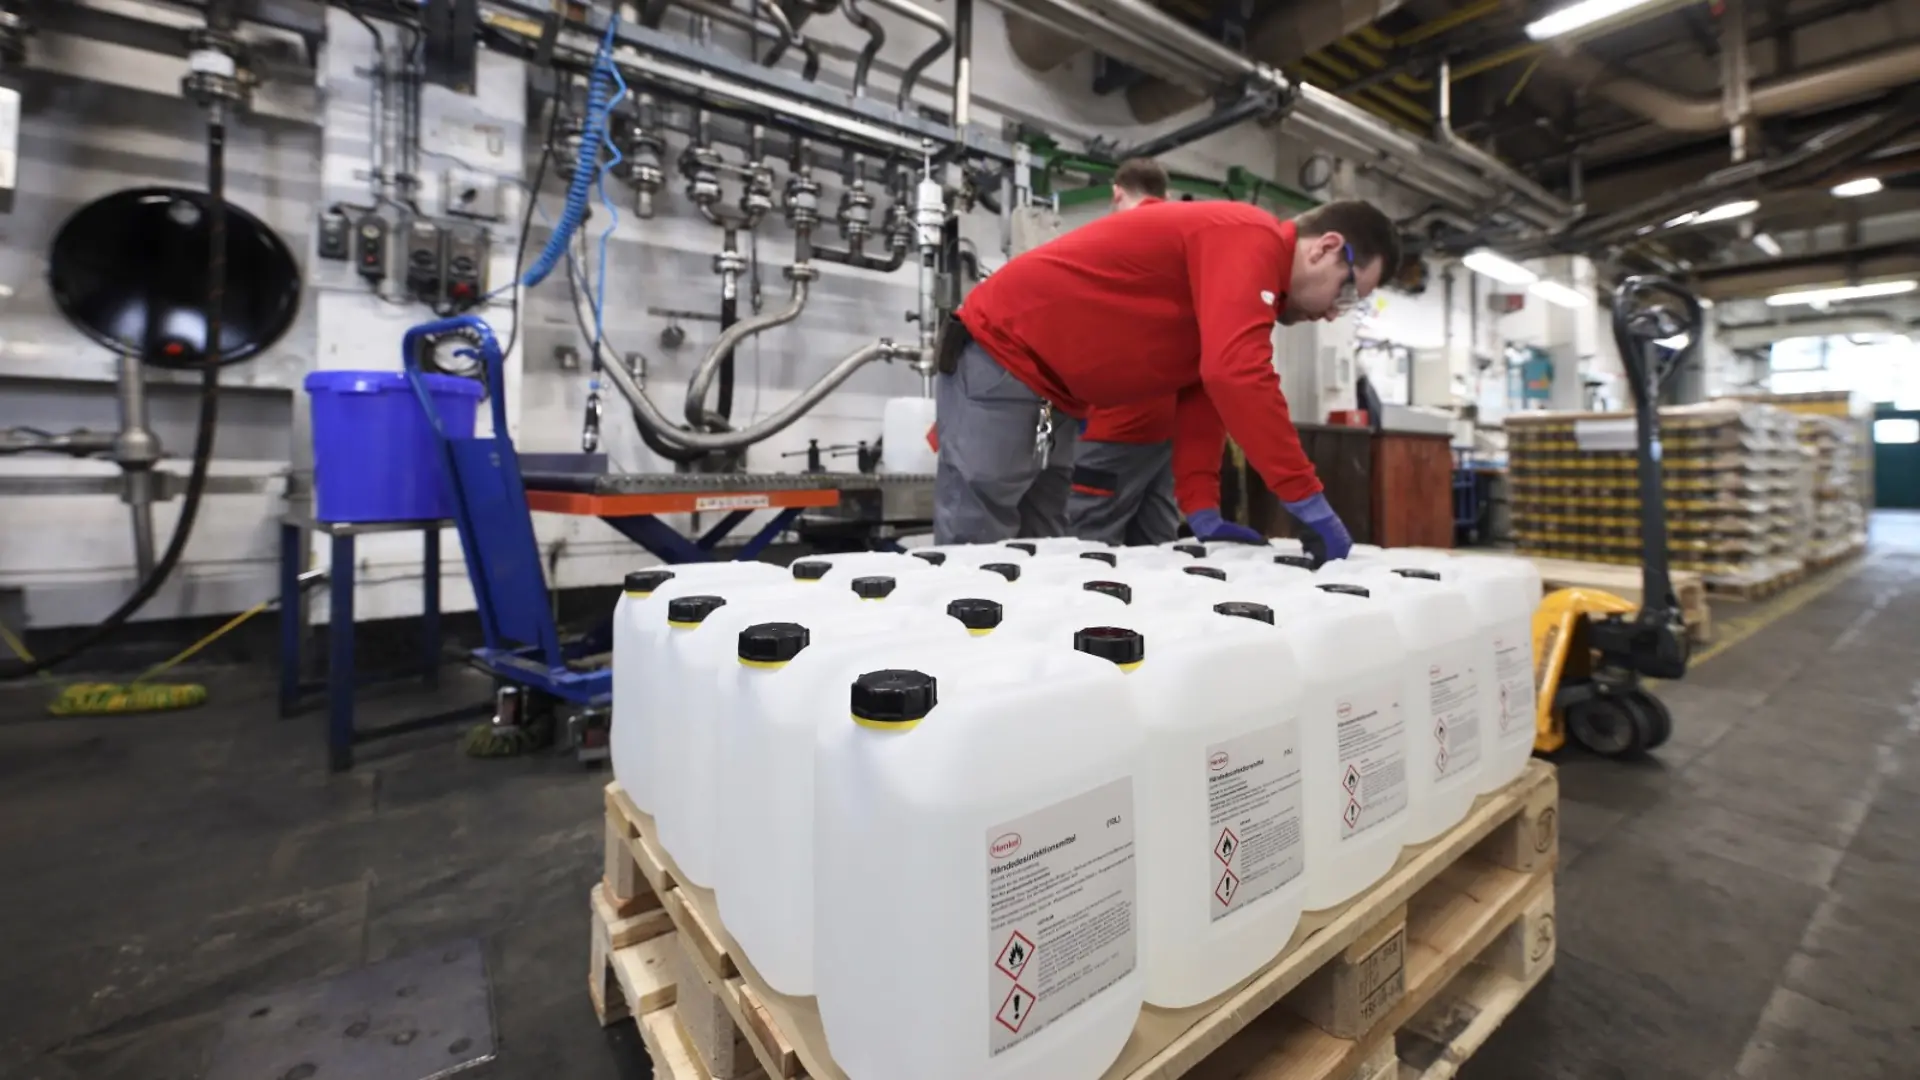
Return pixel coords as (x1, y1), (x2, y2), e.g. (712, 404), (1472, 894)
(1532, 276), (1702, 757)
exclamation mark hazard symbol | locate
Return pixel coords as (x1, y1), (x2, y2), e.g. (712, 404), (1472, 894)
(997, 983), (1036, 1034)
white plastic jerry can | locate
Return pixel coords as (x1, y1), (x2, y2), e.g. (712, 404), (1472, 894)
(1125, 602), (1314, 1007)
(714, 608), (968, 995)
(1317, 567), (1489, 845)
(653, 584), (857, 885)
(610, 561), (788, 813)
(1268, 584), (1414, 910)
(1445, 554), (1544, 791)
(813, 643), (1145, 1080)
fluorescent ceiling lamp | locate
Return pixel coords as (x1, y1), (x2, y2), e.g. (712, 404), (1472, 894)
(1461, 250), (1538, 286)
(1693, 199), (1760, 224)
(1752, 232), (1783, 257)
(1525, 0), (1667, 39)
(1831, 177), (1883, 198)
(1662, 211), (1699, 228)
(1528, 279), (1590, 308)
(1765, 280), (1918, 307)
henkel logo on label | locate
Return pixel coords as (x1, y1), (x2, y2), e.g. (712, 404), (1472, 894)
(1429, 664), (1442, 680)
(1209, 752), (1230, 772)
(990, 832), (1023, 858)
(1337, 701), (1354, 719)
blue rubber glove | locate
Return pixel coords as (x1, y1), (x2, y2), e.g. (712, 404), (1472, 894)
(1187, 508), (1264, 545)
(1283, 492), (1353, 561)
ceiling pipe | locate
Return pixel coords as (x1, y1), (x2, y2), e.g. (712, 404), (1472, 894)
(1549, 40), (1920, 133)
(1720, 314), (1913, 348)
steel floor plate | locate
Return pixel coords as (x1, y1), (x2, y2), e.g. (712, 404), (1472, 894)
(205, 938), (495, 1080)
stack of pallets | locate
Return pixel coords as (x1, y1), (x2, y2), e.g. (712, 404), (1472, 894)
(1508, 402), (1813, 599)
(589, 762), (1560, 1080)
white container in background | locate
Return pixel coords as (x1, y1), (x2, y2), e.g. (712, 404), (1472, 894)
(610, 561), (789, 812)
(1255, 584), (1413, 911)
(881, 396), (939, 474)
(787, 551), (938, 585)
(914, 542), (1034, 568)
(1122, 603), (1313, 1006)
(715, 607), (968, 994)
(815, 641), (1145, 1080)
(990, 586), (1129, 645)
(1315, 566), (1487, 845)
(1442, 554), (1544, 791)
(886, 567), (1015, 610)
(653, 583), (858, 885)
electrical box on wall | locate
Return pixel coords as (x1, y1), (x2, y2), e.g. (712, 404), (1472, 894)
(317, 209), (351, 260)
(443, 225), (488, 308)
(404, 218), (445, 303)
(443, 168), (503, 221)
(355, 213), (390, 282)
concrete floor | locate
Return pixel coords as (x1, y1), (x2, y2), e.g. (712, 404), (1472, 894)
(2, 516), (1917, 1080)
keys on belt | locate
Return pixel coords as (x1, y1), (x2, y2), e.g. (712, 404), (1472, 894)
(1034, 402), (1055, 467)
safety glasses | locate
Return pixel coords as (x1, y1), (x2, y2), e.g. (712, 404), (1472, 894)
(1331, 243), (1359, 317)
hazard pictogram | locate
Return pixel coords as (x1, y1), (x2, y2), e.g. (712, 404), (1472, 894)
(1214, 827), (1239, 867)
(996, 984), (1036, 1034)
(995, 931), (1035, 981)
(1434, 717), (1448, 743)
(1436, 746), (1450, 772)
(1342, 765), (1360, 795)
(1215, 868), (1240, 907)
(1343, 798), (1362, 829)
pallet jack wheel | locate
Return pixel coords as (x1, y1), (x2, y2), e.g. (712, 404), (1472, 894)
(1622, 688), (1674, 750)
(1565, 693), (1648, 758)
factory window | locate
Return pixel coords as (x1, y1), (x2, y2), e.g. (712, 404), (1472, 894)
(1874, 418), (1919, 445)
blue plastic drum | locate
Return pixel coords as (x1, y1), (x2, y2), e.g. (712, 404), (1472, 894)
(303, 370), (483, 522)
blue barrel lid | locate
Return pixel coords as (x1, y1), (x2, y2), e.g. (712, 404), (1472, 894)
(303, 369), (484, 397)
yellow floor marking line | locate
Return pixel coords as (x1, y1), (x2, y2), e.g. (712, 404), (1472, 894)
(1690, 558), (1866, 668)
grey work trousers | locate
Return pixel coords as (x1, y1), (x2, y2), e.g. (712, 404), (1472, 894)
(1067, 439), (1181, 546)
(933, 341), (1078, 544)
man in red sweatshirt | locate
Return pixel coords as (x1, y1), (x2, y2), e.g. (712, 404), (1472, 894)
(932, 198), (1399, 558)
(1066, 159), (1184, 546)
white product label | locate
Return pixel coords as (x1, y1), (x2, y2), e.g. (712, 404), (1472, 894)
(1334, 690), (1407, 840)
(694, 493), (772, 512)
(1492, 633), (1533, 735)
(986, 779), (1136, 1057)
(1207, 722), (1304, 922)
(1426, 647), (1483, 781)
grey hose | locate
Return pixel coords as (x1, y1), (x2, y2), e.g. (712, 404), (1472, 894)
(607, 339), (905, 451)
(863, 0), (952, 108)
(844, 0), (885, 97)
(684, 280), (811, 427)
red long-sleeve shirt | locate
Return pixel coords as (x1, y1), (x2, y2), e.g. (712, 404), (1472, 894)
(958, 200), (1321, 512)
(1081, 398), (1176, 444)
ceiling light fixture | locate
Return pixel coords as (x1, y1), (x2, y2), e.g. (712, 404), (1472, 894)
(1830, 177), (1883, 198)
(1525, 0), (1667, 40)
(1461, 249), (1538, 286)
(1528, 280), (1590, 308)
(1765, 280), (1917, 307)
(1693, 199), (1760, 224)
(1752, 232), (1783, 257)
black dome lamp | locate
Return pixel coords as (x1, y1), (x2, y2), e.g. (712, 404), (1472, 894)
(47, 187), (300, 368)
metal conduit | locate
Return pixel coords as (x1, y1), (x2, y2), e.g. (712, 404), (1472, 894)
(685, 279), (812, 428)
(606, 338), (908, 451)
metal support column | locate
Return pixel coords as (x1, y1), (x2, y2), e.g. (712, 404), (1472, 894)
(328, 532), (356, 772)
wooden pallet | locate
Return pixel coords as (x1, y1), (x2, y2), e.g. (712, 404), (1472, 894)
(1523, 555), (1712, 644)
(592, 762), (1558, 1080)
(1707, 560), (1807, 601)
(1807, 541), (1866, 573)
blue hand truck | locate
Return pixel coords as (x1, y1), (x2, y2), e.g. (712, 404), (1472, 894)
(403, 315), (612, 748)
